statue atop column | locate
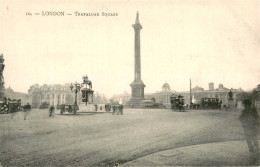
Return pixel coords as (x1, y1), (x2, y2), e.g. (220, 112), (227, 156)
(0, 54), (5, 101)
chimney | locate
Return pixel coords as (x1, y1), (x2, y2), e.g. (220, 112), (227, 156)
(209, 82), (214, 90)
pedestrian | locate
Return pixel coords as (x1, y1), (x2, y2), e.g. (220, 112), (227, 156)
(23, 103), (31, 120)
(60, 104), (65, 115)
(112, 106), (116, 115)
(10, 99), (20, 119)
(49, 105), (55, 117)
(108, 103), (111, 112)
(105, 104), (107, 112)
(239, 99), (259, 154)
(119, 104), (123, 115)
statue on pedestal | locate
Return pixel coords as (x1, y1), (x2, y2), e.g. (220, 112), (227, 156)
(82, 75), (92, 90)
(228, 90), (233, 100)
(81, 75), (94, 105)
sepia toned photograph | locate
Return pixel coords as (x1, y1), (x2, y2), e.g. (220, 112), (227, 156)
(0, 0), (260, 166)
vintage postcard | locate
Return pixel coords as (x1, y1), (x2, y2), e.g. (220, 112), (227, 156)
(0, 0), (260, 166)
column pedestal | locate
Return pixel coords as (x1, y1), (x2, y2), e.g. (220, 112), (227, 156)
(227, 99), (235, 111)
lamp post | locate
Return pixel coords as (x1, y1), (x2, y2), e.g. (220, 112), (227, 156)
(70, 82), (81, 108)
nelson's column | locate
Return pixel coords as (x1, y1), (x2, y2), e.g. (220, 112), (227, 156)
(129, 12), (145, 107)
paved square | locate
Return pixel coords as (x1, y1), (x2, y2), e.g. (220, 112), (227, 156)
(0, 109), (252, 166)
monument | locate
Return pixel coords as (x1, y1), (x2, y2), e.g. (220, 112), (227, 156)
(0, 54), (5, 101)
(227, 89), (235, 111)
(128, 12), (146, 107)
(81, 75), (94, 105)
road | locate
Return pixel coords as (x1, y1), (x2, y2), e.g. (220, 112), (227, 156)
(0, 109), (246, 166)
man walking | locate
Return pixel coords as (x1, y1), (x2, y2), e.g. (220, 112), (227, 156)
(119, 104), (123, 115)
(23, 103), (31, 120)
(49, 105), (55, 118)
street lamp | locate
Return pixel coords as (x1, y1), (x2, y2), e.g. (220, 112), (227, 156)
(70, 82), (81, 107)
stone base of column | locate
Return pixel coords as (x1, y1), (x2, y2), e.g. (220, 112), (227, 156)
(129, 79), (145, 108)
(227, 99), (236, 111)
(127, 97), (145, 108)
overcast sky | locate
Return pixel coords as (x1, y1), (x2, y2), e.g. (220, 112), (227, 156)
(0, 0), (260, 97)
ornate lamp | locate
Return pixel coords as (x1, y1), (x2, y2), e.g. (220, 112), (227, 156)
(70, 82), (81, 107)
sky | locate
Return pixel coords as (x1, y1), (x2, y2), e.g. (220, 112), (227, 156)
(0, 0), (260, 97)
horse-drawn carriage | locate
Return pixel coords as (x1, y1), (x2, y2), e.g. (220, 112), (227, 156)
(170, 94), (185, 112)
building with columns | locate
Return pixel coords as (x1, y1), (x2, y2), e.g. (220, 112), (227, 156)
(145, 82), (244, 108)
(115, 82), (244, 108)
(28, 83), (75, 108)
(28, 84), (108, 108)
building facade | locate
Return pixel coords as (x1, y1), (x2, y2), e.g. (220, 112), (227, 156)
(28, 83), (75, 108)
(114, 82), (244, 108)
(145, 82), (244, 108)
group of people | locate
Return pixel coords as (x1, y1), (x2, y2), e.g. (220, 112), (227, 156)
(112, 104), (123, 115)
(105, 103), (111, 112)
(94, 104), (112, 112)
(94, 103), (124, 115)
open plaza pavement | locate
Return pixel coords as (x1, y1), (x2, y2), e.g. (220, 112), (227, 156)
(0, 108), (259, 166)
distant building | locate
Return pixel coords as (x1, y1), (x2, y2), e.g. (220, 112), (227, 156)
(28, 83), (74, 108)
(162, 82), (171, 92)
(28, 83), (107, 108)
(209, 82), (214, 90)
(145, 82), (244, 108)
(114, 82), (244, 108)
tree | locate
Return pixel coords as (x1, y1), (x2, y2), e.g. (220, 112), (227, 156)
(237, 84), (260, 101)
